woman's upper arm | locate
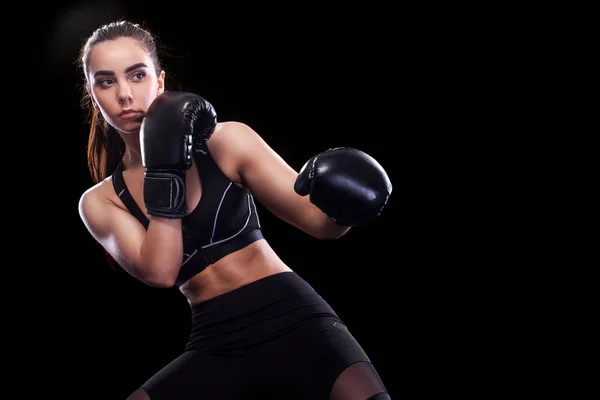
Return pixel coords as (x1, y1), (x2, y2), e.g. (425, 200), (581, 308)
(213, 122), (333, 238)
(78, 186), (148, 278)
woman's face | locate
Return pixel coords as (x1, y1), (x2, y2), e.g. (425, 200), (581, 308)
(87, 37), (164, 134)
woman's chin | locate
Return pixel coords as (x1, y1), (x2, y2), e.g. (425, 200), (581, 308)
(117, 122), (142, 135)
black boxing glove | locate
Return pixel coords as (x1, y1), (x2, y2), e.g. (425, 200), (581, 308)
(294, 147), (392, 226)
(140, 91), (217, 218)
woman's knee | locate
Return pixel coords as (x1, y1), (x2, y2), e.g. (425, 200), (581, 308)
(329, 361), (388, 400)
(125, 388), (151, 400)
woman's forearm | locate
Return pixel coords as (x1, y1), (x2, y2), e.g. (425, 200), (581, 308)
(139, 217), (184, 287)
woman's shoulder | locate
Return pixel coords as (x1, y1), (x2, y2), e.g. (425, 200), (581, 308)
(205, 122), (251, 184)
(210, 120), (263, 152)
(213, 120), (253, 139)
(78, 175), (117, 210)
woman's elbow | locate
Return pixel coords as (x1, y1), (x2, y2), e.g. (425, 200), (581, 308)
(144, 275), (177, 288)
(137, 264), (178, 288)
(319, 228), (351, 240)
(312, 220), (351, 240)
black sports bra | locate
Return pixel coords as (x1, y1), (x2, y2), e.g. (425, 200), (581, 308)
(112, 140), (263, 286)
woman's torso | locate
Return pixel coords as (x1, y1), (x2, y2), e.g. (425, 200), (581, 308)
(102, 122), (291, 305)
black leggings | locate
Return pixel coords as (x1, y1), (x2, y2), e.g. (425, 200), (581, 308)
(135, 272), (389, 399)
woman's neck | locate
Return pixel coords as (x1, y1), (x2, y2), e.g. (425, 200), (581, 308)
(119, 130), (143, 169)
(122, 150), (142, 169)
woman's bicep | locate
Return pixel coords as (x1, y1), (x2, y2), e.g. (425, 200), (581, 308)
(78, 190), (146, 275)
(220, 123), (326, 237)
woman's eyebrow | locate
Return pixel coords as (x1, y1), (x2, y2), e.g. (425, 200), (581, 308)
(93, 62), (148, 78)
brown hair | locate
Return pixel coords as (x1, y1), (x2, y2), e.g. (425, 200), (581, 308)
(78, 20), (164, 184)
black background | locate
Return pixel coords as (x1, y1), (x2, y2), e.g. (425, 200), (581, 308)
(8, 2), (542, 398)
(22, 1), (425, 398)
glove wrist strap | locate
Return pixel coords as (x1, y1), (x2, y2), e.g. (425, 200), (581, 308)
(144, 171), (187, 218)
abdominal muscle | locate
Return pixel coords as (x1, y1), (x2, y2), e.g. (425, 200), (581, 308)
(178, 239), (292, 305)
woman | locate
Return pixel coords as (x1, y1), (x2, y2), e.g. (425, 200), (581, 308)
(77, 19), (392, 399)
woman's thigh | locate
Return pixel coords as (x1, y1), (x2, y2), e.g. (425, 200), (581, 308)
(249, 317), (382, 399)
(135, 350), (248, 400)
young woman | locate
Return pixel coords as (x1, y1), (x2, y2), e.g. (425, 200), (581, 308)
(77, 20), (392, 400)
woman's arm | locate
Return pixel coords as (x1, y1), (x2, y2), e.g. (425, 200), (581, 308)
(211, 121), (351, 239)
(78, 186), (183, 287)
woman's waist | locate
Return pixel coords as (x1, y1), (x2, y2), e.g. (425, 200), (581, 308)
(179, 239), (291, 305)
(184, 271), (339, 352)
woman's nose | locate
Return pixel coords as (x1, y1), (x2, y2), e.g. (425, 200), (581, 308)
(118, 86), (133, 105)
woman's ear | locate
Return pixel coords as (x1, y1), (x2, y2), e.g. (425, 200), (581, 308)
(157, 70), (166, 95)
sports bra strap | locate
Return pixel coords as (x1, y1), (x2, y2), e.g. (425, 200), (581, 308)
(112, 162), (150, 229)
